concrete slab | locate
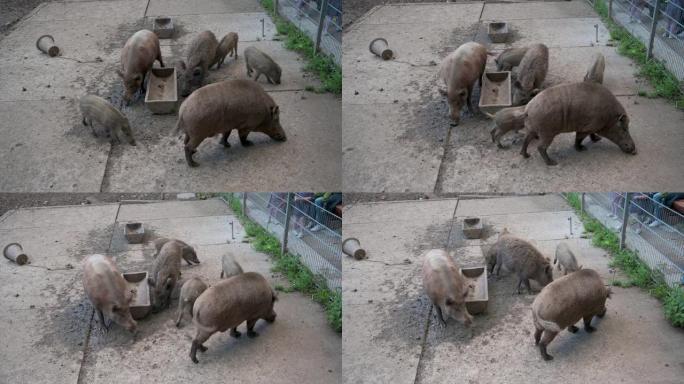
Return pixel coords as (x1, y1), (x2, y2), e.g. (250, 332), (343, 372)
(116, 199), (231, 221)
(454, 194), (569, 218)
(146, 0), (263, 16)
(481, 1), (598, 20)
(0, 203), (119, 229)
(360, 2), (484, 25)
(151, 12), (277, 46)
(476, 17), (610, 49)
(32, 0), (146, 21)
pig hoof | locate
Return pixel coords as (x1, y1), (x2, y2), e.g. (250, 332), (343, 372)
(191, 356), (199, 364)
(198, 344), (207, 352)
(590, 134), (601, 142)
(544, 159), (558, 166)
(247, 330), (259, 338)
(542, 353), (554, 361)
(241, 139), (254, 147)
(574, 144), (587, 152)
(567, 325), (579, 333)
(230, 329), (242, 338)
(585, 325), (596, 333)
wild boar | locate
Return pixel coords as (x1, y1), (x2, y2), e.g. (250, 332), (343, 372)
(520, 82), (636, 165)
(490, 106), (527, 148)
(82, 254), (137, 332)
(488, 233), (553, 294)
(422, 249), (473, 327)
(177, 31), (219, 97)
(512, 43), (548, 106)
(175, 79), (287, 167)
(149, 240), (184, 312)
(214, 32), (238, 68)
(118, 29), (164, 104)
(244, 46), (282, 85)
(583, 52), (605, 84)
(190, 272), (277, 363)
(554, 242), (582, 275)
(153, 237), (200, 265)
(532, 268), (610, 361)
(221, 252), (244, 278)
(495, 47), (529, 71)
(438, 42), (488, 125)
(175, 277), (208, 328)
(79, 95), (136, 146)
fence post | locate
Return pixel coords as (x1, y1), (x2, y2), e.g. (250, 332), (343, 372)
(242, 193), (247, 216)
(274, 0), (278, 16)
(647, 0), (661, 58)
(608, 0), (613, 20)
(620, 193), (632, 250)
(281, 193), (294, 255)
(314, 0), (329, 54)
(581, 193), (585, 213)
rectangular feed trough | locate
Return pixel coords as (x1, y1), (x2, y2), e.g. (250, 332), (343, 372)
(478, 71), (512, 117)
(153, 17), (174, 39)
(145, 67), (178, 114)
(488, 22), (509, 43)
(123, 271), (151, 320)
(461, 266), (488, 315)
(462, 217), (484, 239)
(124, 222), (144, 244)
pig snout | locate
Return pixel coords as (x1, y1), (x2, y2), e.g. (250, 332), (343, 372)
(265, 309), (277, 323)
(621, 141), (637, 155)
(449, 107), (461, 125)
(447, 302), (473, 326)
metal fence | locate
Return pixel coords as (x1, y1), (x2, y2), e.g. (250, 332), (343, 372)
(275, 0), (342, 65)
(234, 192), (342, 290)
(571, 192), (684, 287)
(586, 0), (684, 83)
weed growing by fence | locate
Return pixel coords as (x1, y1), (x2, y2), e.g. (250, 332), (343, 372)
(227, 194), (342, 332)
(566, 193), (684, 327)
(260, 0), (342, 94)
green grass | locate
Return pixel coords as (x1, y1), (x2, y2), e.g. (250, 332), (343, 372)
(260, 0), (342, 94)
(227, 194), (342, 332)
(566, 193), (684, 327)
(592, 0), (684, 106)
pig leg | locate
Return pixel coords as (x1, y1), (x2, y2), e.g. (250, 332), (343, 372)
(239, 130), (254, 147)
(567, 325), (579, 333)
(175, 300), (185, 327)
(583, 316), (596, 332)
(97, 309), (109, 331)
(230, 327), (242, 338)
(221, 132), (231, 148)
(574, 132), (589, 151)
(434, 305), (447, 326)
(465, 84), (474, 115)
(539, 330), (558, 361)
(220, 270), (224, 278)
(254, 71), (263, 82)
(520, 131), (538, 158)
(190, 329), (212, 364)
(184, 135), (203, 167)
(597, 307), (607, 318)
(536, 134), (558, 166)
(156, 46), (165, 67)
(534, 327), (543, 345)
(246, 318), (259, 337)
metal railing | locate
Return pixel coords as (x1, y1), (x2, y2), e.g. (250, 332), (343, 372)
(234, 192), (342, 290)
(570, 192), (684, 287)
(587, 0), (684, 82)
(274, 0), (342, 64)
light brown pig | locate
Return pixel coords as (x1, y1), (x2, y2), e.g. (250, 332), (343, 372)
(221, 252), (243, 278)
(175, 277), (208, 328)
(149, 240), (184, 312)
(520, 82), (636, 165)
(214, 32), (239, 68)
(532, 268), (610, 361)
(554, 241), (582, 275)
(495, 47), (528, 71)
(153, 237), (200, 265)
(82, 254), (137, 332)
(175, 79), (286, 167)
(177, 31), (219, 97)
(490, 106), (527, 148)
(583, 53), (605, 84)
(118, 30), (164, 103)
(488, 233), (553, 294)
(438, 42), (487, 125)
(190, 272), (277, 363)
(512, 43), (548, 106)
(422, 249), (473, 327)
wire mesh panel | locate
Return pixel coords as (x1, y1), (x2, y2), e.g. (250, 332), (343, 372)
(276, 0), (342, 65)
(239, 192), (342, 290)
(580, 192), (684, 286)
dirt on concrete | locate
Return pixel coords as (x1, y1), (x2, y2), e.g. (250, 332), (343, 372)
(0, 193), (168, 217)
(0, 0), (52, 38)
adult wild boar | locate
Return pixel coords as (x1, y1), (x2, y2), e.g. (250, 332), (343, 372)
(118, 30), (164, 103)
(520, 82), (636, 165)
(532, 268), (610, 361)
(153, 237), (200, 265)
(177, 31), (219, 97)
(190, 272), (277, 363)
(438, 42), (487, 125)
(175, 79), (287, 167)
(495, 47), (528, 71)
(583, 52), (605, 84)
(215, 32), (239, 68)
(422, 249), (473, 327)
(149, 240), (185, 312)
(244, 46), (282, 85)
(176, 277), (208, 328)
(512, 43), (548, 106)
(489, 233), (553, 294)
(82, 254), (137, 332)
(554, 241), (582, 275)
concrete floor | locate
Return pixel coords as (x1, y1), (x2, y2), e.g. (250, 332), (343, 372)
(0, 198), (340, 383)
(342, 195), (684, 384)
(0, 0), (341, 192)
(342, 1), (684, 193)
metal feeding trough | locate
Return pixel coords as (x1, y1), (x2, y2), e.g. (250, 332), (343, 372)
(124, 223), (145, 244)
(461, 266), (489, 315)
(462, 217), (484, 239)
(145, 67), (178, 114)
(123, 271), (151, 320)
(478, 71), (512, 117)
(488, 22), (510, 43)
(153, 17), (175, 39)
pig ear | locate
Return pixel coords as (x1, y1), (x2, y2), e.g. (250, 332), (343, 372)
(271, 105), (280, 119)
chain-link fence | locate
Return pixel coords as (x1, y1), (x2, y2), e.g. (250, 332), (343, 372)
(571, 192), (684, 286)
(233, 192), (342, 290)
(275, 0), (342, 65)
(586, 0), (684, 82)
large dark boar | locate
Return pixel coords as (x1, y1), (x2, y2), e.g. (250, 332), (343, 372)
(532, 268), (610, 361)
(175, 79), (287, 167)
(82, 254), (137, 332)
(149, 240), (184, 312)
(489, 233), (553, 294)
(244, 46), (282, 85)
(190, 272), (277, 363)
(520, 82), (636, 165)
(490, 106), (527, 148)
(495, 47), (528, 71)
(118, 30), (164, 103)
(422, 249), (473, 327)
(79, 95), (136, 146)
(512, 43), (548, 106)
(153, 237), (200, 265)
(438, 42), (487, 125)
(177, 31), (219, 97)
